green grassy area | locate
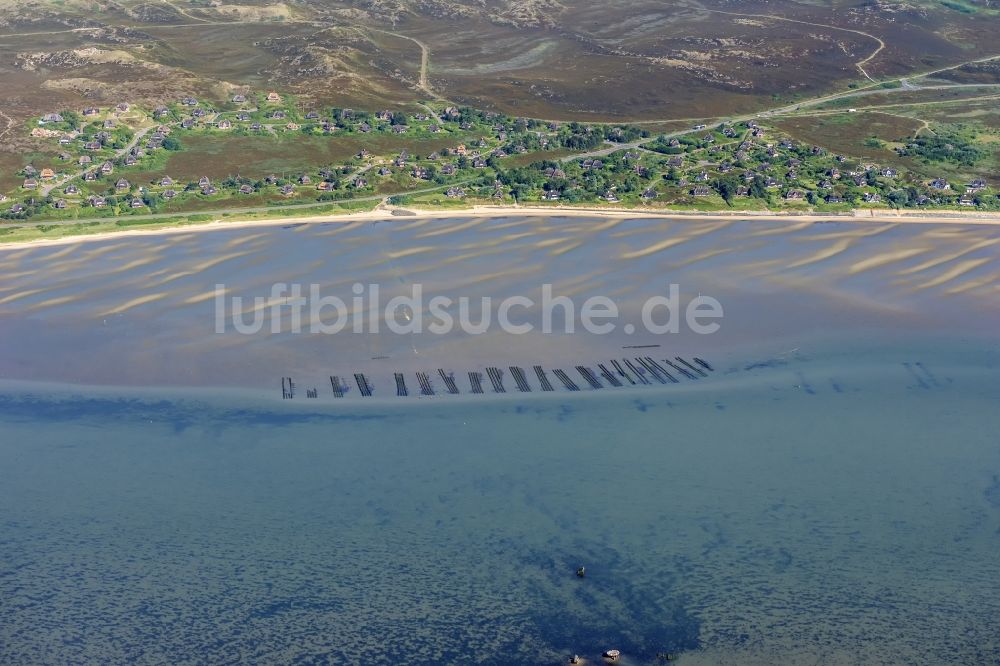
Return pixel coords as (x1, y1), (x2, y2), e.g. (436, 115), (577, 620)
(3, 98), (623, 222)
(5, 94), (1000, 243)
(0, 199), (381, 244)
(157, 132), (476, 181)
(776, 107), (1000, 187)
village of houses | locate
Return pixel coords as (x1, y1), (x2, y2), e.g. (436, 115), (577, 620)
(3, 90), (996, 220)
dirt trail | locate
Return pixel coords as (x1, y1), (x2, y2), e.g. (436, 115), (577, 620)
(701, 55), (1000, 137)
(883, 112), (935, 137)
(0, 109), (14, 143)
(363, 27), (437, 99)
(704, 9), (885, 83)
(764, 54), (1000, 116)
(538, 54), (1000, 128)
(162, 0), (213, 23)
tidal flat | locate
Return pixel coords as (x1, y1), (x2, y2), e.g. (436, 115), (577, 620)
(1, 215), (998, 664)
(0, 215), (997, 391)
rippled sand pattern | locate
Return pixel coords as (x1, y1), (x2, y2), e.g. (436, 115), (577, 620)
(0, 216), (997, 388)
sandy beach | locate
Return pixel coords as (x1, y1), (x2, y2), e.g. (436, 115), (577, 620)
(3, 204), (1000, 251)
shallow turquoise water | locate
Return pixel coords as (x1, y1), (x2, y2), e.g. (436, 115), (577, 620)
(2, 215), (999, 663)
(2, 338), (998, 665)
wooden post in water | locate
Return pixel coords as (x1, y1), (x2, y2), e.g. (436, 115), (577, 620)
(623, 359), (650, 385)
(612, 359), (636, 385)
(635, 357), (666, 384)
(598, 363), (623, 387)
(416, 371), (435, 396)
(486, 367), (506, 393)
(644, 357), (678, 383)
(663, 358), (695, 380)
(354, 373), (373, 397)
(469, 371), (484, 394)
(438, 369), (460, 394)
(553, 369), (580, 391)
(693, 357), (714, 372)
(534, 365), (555, 391)
(676, 357), (706, 377)
(576, 366), (603, 389)
(509, 366), (532, 392)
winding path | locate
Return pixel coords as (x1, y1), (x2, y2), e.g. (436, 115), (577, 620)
(0, 110), (14, 142)
(364, 27), (437, 99)
(5, 9), (1000, 220)
(161, 0), (213, 24)
(703, 9), (885, 83)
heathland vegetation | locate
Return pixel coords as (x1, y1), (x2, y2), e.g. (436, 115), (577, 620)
(3, 0), (1000, 238)
(4, 90), (997, 229)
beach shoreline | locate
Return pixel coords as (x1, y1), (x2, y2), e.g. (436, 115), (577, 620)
(3, 204), (1000, 250)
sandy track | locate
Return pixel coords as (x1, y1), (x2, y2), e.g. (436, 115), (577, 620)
(363, 27), (438, 99)
(0, 109), (14, 143)
(702, 9), (885, 82)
